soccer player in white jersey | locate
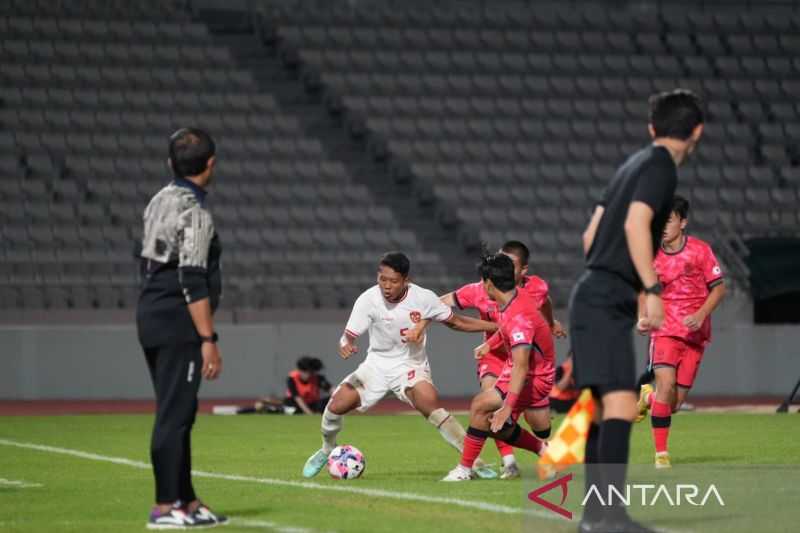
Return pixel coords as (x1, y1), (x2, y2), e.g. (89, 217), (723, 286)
(302, 252), (501, 479)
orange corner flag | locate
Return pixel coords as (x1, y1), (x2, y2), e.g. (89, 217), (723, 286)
(537, 388), (596, 480)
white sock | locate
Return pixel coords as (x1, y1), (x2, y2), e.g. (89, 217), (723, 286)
(321, 406), (342, 454)
(502, 454), (517, 468)
(456, 464), (472, 475)
(428, 408), (465, 452)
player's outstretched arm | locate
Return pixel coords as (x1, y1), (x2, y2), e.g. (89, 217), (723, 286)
(405, 319), (431, 343)
(474, 331), (503, 359)
(540, 296), (567, 338)
(439, 292), (456, 307)
(443, 313), (498, 333)
(490, 345), (530, 433)
(684, 282), (726, 331)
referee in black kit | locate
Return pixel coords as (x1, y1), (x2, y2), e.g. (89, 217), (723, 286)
(570, 90), (704, 533)
(137, 128), (227, 529)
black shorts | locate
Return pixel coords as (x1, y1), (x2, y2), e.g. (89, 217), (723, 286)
(568, 269), (638, 394)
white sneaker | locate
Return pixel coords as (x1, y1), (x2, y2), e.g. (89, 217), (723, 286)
(441, 465), (474, 482)
(147, 506), (198, 529)
(500, 462), (520, 480)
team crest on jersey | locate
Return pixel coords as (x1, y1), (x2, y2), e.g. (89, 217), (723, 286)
(409, 311), (422, 323)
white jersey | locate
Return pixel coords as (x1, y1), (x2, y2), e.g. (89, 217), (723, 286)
(344, 283), (453, 363)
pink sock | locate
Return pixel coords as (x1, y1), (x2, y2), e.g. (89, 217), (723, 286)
(651, 400), (672, 453)
(495, 439), (515, 458)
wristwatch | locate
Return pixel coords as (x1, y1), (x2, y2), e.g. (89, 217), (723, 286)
(200, 332), (219, 344)
(643, 282), (663, 295)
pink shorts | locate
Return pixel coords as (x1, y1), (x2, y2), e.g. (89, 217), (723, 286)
(476, 352), (507, 382)
(650, 336), (705, 389)
(495, 365), (553, 420)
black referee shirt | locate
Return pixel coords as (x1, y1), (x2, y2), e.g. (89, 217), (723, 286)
(586, 144), (677, 290)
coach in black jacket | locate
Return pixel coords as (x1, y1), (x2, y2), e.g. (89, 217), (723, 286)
(136, 128), (226, 529)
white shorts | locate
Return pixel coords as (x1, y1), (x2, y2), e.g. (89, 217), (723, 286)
(340, 357), (434, 412)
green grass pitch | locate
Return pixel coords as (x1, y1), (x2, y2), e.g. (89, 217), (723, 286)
(1, 412), (798, 532)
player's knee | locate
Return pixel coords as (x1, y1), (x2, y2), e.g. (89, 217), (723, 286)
(327, 392), (352, 415)
(495, 422), (520, 442)
(326, 400), (345, 415)
(533, 426), (551, 440)
(469, 394), (493, 415)
(479, 376), (497, 392)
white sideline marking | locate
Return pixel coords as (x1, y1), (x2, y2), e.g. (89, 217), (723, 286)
(0, 438), (548, 519)
(0, 438), (690, 532)
(0, 477), (43, 488)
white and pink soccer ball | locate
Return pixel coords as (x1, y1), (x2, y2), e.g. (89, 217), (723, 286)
(327, 445), (366, 480)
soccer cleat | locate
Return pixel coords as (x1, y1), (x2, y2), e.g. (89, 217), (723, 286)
(655, 451), (671, 469)
(500, 462), (520, 480)
(472, 458), (498, 480)
(191, 504), (228, 526)
(635, 384), (653, 423)
(147, 506), (198, 529)
(441, 465), (474, 482)
(302, 448), (330, 478)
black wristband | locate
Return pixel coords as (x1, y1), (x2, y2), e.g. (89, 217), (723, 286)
(200, 332), (219, 344)
(644, 282), (663, 295)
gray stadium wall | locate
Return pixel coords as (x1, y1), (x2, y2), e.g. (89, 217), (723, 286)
(1, 295), (798, 400)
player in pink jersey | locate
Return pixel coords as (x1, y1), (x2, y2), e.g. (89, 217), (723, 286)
(408, 241), (565, 479)
(636, 196), (726, 468)
(442, 254), (555, 481)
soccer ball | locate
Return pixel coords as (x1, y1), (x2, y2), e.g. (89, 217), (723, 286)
(327, 445), (366, 480)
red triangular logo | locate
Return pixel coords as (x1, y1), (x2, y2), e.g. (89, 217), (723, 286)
(527, 472), (573, 520)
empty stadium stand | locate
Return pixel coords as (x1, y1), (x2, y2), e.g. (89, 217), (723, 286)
(1, 0), (799, 310)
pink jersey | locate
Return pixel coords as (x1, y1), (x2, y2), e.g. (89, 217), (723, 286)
(454, 275), (549, 358)
(652, 236), (723, 346)
(495, 291), (555, 379)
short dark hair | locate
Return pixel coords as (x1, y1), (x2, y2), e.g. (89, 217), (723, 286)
(500, 240), (530, 266)
(169, 128), (215, 178)
(648, 89), (704, 141)
(671, 195), (690, 219)
(478, 253), (516, 292)
(379, 251), (410, 277)
(297, 356), (323, 372)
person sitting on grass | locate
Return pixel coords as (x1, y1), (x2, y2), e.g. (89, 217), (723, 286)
(235, 356), (332, 415)
(283, 356), (332, 415)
